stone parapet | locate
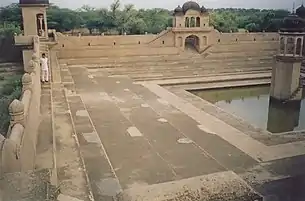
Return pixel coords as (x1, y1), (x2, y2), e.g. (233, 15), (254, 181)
(0, 54), (41, 177)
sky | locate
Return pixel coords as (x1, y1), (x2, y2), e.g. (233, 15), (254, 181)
(0, 0), (299, 10)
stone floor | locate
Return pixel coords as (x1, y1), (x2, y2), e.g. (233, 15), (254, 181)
(54, 65), (305, 201)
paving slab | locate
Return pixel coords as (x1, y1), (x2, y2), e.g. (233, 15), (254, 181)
(130, 81), (258, 172)
(93, 76), (226, 180)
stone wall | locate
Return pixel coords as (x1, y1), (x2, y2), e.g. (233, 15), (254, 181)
(216, 32), (278, 44)
(55, 31), (279, 60)
(55, 34), (156, 48)
(0, 43), (41, 176)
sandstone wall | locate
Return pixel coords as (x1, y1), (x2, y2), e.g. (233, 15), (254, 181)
(215, 32), (278, 44)
(58, 46), (180, 59)
(55, 34), (156, 48)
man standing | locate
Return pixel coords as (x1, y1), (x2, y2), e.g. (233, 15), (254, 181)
(40, 53), (49, 83)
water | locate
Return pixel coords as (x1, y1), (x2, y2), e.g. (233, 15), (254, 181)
(192, 85), (305, 133)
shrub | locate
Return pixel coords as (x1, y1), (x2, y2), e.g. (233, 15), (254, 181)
(0, 74), (22, 136)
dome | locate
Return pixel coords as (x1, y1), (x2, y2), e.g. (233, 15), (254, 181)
(174, 5), (183, 15)
(182, 1), (201, 13)
(296, 4), (305, 18)
(19, 0), (49, 5)
(201, 6), (208, 13)
(280, 14), (305, 32)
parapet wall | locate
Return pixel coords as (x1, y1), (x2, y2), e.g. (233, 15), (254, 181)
(55, 34), (156, 49)
(215, 32), (279, 44)
(0, 38), (41, 176)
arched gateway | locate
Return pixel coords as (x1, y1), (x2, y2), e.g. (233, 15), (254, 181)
(172, 1), (212, 52)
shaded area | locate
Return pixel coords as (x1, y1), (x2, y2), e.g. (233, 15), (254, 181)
(191, 85), (305, 133)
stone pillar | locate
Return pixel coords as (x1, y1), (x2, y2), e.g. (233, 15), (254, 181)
(294, 38), (297, 56)
(44, 13), (48, 38)
(9, 100), (25, 127)
(270, 55), (302, 101)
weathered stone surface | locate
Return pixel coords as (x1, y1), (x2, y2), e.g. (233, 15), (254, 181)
(0, 169), (53, 201)
(116, 171), (262, 201)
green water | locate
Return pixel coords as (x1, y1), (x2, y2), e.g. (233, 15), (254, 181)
(192, 85), (305, 133)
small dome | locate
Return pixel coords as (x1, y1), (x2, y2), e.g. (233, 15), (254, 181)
(174, 5), (183, 15)
(19, 0), (49, 5)
(201, 6), (208, 13)
(280, 14), (305, 32)
(9, 99), (24, 115)
(296, 4), (305, 18)
(182, 1), (201, 13)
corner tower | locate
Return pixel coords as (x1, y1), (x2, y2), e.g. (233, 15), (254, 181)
(19, 0), (50, 37)
(270, 14), (305, 101)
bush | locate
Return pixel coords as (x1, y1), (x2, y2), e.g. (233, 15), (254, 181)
(0, 74), (22, 136)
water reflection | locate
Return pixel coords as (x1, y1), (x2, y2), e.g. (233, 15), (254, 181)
(267, 99), (302, 133)
(191, 86), (305, 133)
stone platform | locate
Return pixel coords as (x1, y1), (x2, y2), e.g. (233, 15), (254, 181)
(50, 64), (305, 201)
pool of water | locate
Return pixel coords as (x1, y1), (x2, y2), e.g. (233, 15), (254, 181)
(191, 85), (305, 133)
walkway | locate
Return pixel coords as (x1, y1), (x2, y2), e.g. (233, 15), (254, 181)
(53, 65), (305, 201)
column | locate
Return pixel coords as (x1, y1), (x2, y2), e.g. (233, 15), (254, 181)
(300, 38), (304, 56)
(44, 13), (48, 38)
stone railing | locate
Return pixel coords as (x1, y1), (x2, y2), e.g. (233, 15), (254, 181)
(0, 52), (41, 177)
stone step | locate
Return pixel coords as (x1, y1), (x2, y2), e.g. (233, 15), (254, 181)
(60, 48), (274, 64)
(83, 58), (273, 69)
(129, 69), (271, 81)
(100, 67), (271, 81)
(91, 63), (272, 75)
(71, 56), (273, 68)
(51, 83), (91, 201)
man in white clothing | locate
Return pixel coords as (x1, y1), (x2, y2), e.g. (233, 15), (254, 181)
(40, 53), (49, 83)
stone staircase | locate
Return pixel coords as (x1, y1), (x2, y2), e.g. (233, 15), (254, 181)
(63, 41), (276, 81)
(40, 37), (52, 82)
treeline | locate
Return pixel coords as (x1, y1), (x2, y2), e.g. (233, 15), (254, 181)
(0, 0), (291, 36)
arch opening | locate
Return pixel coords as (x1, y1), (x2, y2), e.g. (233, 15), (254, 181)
(36, 13), (45, 37)
(279, 37), (285, 54)
(190, 17), (195, 27)
(196, 17), (200, 27)
(185, 17), (190, 27)
(296, 38), (302, 56)
(185, 35), (200, 52)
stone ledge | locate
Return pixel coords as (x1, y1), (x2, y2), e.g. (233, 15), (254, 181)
(116, 171), (262, 201)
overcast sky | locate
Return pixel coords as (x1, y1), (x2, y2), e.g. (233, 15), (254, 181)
(0, 0), (299, 10)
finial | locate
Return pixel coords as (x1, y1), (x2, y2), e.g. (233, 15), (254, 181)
(293, 2), (295, 14)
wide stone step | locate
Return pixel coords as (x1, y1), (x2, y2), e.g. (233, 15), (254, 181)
(91, 63), (272, 75)
(128, 69), (271, 81)
(78, 56), (273, 68)
(102, 67), (271, 81)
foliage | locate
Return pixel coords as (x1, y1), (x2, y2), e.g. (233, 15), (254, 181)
(0, 74), (22, 136)
(0, 1), (290, 35)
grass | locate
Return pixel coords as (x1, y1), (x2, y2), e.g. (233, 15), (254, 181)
(0, 73), (22, 136)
